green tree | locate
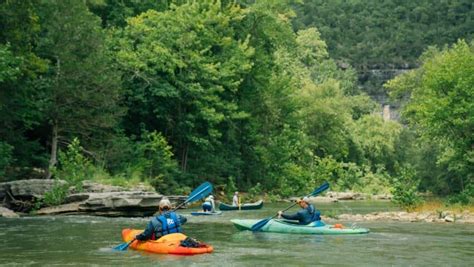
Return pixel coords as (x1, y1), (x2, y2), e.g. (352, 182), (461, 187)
(0, 0), (49, 177)
(112, 1), (253, 184)
(36, 0), (123, 178)
(88, 0), (172, 27)
(386, 40), (473, 193)
(350, 114), (403, 172)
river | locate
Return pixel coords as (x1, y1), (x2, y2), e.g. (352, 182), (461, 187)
(0, 201), (472, 266)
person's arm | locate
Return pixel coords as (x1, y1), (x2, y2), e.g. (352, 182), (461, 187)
(280, 211), (300, 220)
(135, 221), (155, 241)
(211, 199), (215, 212)
(178, 214), (187, 225)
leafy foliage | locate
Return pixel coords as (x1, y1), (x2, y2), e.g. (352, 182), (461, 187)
(112, 1), (253, 184)
(293, 0), (473, 69)
(36, 0), (123, 176)
(55, 138), (94, 187)
(1, 0), (470, 200)
(391, 166), (422, 211)
(448, 184), (474, 205)
(0, 141), (13, 177)
(42, 182), (69, 206)
(386, 40), (473, 194)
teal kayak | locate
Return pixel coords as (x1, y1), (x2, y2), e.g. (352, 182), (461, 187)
(231, 219), (369, 235)
(191, 211), (222, 216)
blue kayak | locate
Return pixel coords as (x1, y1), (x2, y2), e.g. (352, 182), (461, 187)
(191, 211), (223, 216)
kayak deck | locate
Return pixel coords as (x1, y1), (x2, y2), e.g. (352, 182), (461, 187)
(231, 219), (369, 235)
(122, 229), (213, 255)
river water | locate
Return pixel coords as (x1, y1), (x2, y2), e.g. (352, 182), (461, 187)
(0, 202), (472, 266)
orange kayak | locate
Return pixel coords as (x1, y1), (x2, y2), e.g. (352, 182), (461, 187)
(121, 229), (213, 255)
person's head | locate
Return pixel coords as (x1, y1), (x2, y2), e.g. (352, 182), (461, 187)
(159, 198), (172, 212)
(208, 195), (214, 200)
(298, 197), (310, 208)
(234, 191), (239, 195)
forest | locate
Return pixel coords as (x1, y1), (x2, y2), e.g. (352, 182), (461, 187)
(0, 0), (472, 207)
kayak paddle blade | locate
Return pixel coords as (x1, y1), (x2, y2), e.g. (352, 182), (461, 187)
(114, 240), (133, 251)
(251, 217), (271, 232)
(309, 181), (329, 197)
(185, 181), (213, 204)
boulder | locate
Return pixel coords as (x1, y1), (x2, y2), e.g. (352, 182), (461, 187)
(0, 179), (67, 199)
(444, 215), (455, 222)
(325, 191), (365, 200)
(309, 196), (338, 203)
(0, 206), (20, 218)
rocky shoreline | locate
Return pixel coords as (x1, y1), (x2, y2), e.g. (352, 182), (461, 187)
(332, 211), (474, 224)
(1, 179), (473, 224)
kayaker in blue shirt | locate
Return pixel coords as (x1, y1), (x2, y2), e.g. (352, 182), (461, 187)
(135, 198), (187, 241)
(277, 197), (322, 225)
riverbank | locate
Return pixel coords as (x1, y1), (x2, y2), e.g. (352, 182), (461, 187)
(1, 179), (473, 224)
(332, 210), (474, 224)
(0, 179), (186, 217)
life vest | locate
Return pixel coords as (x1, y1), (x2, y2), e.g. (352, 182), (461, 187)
(307, 204), (321, 222)
(150, 212), (181, 239)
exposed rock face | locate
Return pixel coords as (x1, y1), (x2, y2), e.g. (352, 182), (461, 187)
(1, 179), (187, 217)
(0, 179), (68, 212)
(36, 191), (187, 216)
(0, 179), (67, 199)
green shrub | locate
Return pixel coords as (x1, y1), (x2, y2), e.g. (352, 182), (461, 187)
(448, 184), (474, 205)
(391, 166), (422, 210)
(248, 182), (262, 200)
(278, 162), (312, 197)
(43, 182), (69, 206)
(55, 138), (94, 187)
(224, 176), (238, 196)
(139, 131), (177, 177)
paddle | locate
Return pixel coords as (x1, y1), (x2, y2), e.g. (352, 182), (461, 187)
(238, 195), (241, 211)
(251, 181), (329, 232)
(113, 181), (213, 251)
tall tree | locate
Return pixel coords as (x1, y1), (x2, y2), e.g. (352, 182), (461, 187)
(386, 40), (474, 193)
(0, 0), (48, 177)
(112, 1), (253, 183)
(36, 0), (122, 178)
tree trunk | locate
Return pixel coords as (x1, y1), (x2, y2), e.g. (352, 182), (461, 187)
(46, 123), (58, 179)
(181, 143), (188, 173)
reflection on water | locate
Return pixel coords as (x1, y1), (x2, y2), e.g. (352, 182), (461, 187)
(0, 202), (472, 266)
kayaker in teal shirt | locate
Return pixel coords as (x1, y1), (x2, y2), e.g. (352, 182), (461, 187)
(135, 198), (187, 241)
(277, 197), (322, 225)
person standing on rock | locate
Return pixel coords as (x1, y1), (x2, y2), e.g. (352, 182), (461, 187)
(277, 197), (322, 225)
(135, 198), (187, 241)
